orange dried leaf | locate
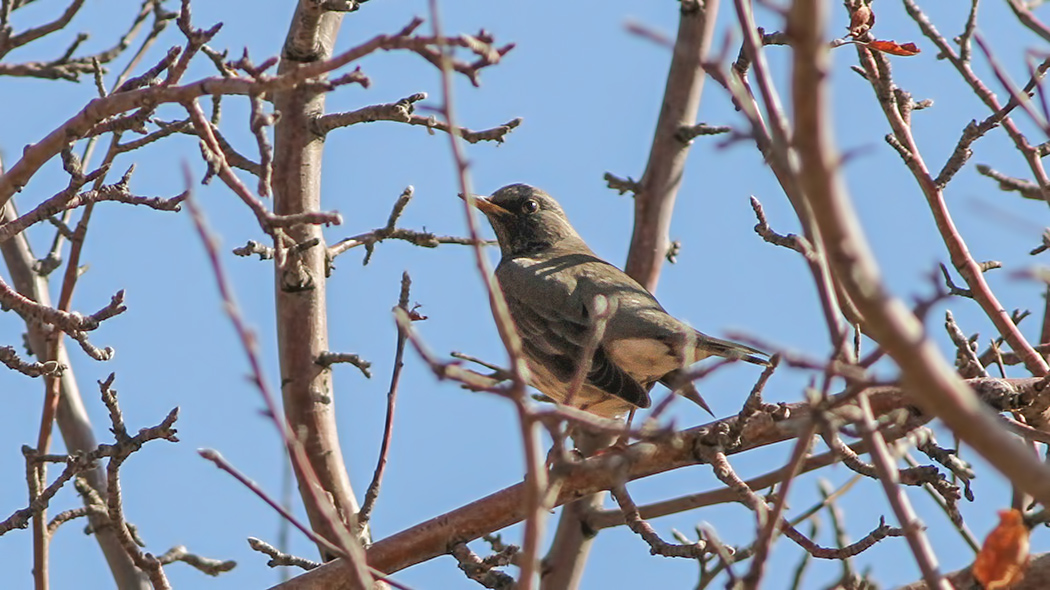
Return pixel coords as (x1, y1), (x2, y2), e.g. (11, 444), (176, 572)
(408, 304), (428, 321)
(867, 40), (921, 56)
(848, 4), (874, 38)
(973, 509), (1030, 590)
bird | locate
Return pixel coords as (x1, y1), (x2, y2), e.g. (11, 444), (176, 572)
(465, 183), (768, 419)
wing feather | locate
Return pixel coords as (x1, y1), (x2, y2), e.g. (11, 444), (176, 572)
(503, 287), (650, 409)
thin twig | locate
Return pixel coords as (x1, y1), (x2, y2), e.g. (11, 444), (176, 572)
(316, 352), (372, 378)
(856, 393), (948, 589)
(199, 449), (343, 558)
(427, 2), (541, 589)
(248, 537), (320, 571)
(562, 295), (616, 408)
(741, 422), (817, 589)
(610, 484), (708, 559)
(358, 272), (412, 526)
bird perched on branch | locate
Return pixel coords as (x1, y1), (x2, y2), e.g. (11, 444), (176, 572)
(466, 183), (767, 419)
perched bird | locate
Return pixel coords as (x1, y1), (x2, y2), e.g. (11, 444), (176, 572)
(466, 183), (767, 419)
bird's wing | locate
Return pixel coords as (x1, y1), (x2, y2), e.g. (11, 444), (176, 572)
(586, 346), (651, 408)
(499, 259), (651, 408)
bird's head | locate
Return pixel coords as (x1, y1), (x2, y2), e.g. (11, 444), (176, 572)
(465, 184), (585, 257)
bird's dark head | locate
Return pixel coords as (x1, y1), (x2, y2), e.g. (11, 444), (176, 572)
(466, 184), (585, 257)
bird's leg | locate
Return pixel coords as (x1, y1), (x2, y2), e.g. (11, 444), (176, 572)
(569, 424), (619, 457)
(613, 408), (637, 448)
(543, 421), (582, 472)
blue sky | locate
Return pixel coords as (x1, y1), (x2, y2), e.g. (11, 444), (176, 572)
(1, 1), (1047, 588)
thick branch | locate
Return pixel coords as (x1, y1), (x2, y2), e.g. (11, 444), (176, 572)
(268, 378), (1038, 589)
(272, 0), (364, 567)
(623, 0), (718, 290)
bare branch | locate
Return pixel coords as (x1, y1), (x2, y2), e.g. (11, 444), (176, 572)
(977, 163), (1045, 200)
(450, 542), (517, 590)
(749, 196), (816, 260)
(0, 18), (515, 211)
(316, 91), (520, 143)
(0, 281), (126, 335)
(315, 352), (372, 378)
(623, 0), (718, 290)
(0, 182), (186, 244)
(358, 273), (413, 527)
(611, 484), (708, 559)
(328, 186), (489, 263)
(248, 537), (320, 571)
(199, 449), (344, 559)
(0, 346), (62, 378)
(794, 0), (1050, 515)
(156, 545), (236, 577)
(855, 394), (948, 589)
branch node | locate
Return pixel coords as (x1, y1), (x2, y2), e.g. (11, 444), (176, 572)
(603, 172), (641, 196)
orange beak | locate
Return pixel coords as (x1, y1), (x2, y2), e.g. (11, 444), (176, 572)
(460, 193), (510, 216)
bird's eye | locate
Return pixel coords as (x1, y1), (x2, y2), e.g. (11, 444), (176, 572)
(521, 199), (540, 214)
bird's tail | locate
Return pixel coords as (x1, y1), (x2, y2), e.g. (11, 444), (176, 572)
(695, 332), (769, 366)
(660, 333), (768, 416)
(659, 369), (714, 416)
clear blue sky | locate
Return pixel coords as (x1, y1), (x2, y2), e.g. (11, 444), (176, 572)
(1, 1), (1046, 588)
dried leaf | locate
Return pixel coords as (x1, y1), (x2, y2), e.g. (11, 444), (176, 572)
(973, 509), (1030, 590)
(408, 304), (428, 321)
(866, 40), (921, 57)
(849, 4), (875, 38)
